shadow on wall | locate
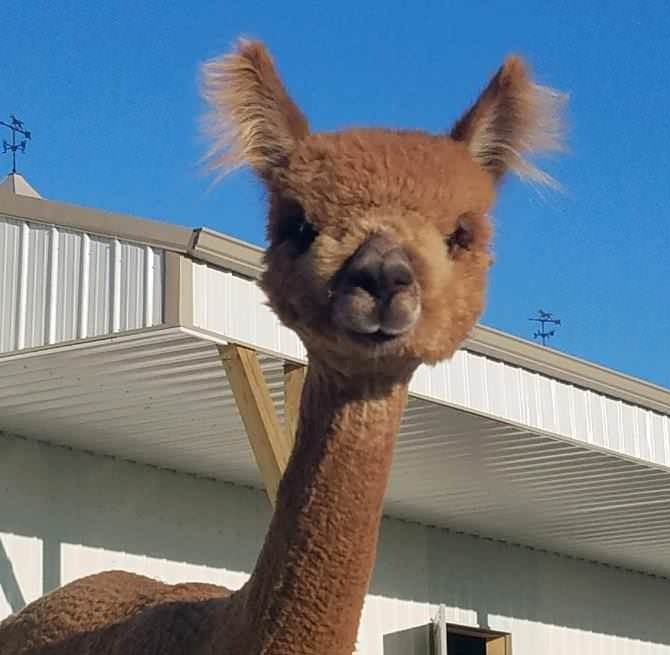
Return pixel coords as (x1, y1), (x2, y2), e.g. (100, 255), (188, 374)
(1, 432), (669, 647)
(0, 539), (25, 613)
(0, 432), (271, 615)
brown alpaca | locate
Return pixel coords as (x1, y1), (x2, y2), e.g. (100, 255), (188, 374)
(0, 40), (565, 655)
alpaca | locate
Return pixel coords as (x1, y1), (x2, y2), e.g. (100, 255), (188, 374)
(0, 39), (565, 655)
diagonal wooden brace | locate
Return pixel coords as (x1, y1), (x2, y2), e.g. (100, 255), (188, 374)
(283, 361), (306, 442)
(218, 344), (305, 506)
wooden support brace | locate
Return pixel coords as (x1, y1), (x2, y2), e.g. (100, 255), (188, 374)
(486, 635), (512, 655)
(219, 344), (293, 506)
(283, 362), (306, 442)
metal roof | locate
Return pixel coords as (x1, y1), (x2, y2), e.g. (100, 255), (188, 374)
(1, 327), (669, 578)
(2, 190), (668, 414)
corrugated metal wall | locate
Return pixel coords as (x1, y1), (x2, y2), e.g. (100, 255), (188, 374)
(191, 263), (670, 469)
(3, 434), (668, 655)
(0, 215), (164, 353)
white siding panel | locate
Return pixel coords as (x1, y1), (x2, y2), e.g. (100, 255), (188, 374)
(119, 241), (144, 331)
(487, 359), (507, 418)
(2, 433), (669, 655)
(191, 264), (670, 470)
(0, 218), (20, 352)
(55, 228), (82, 342)
(653, 411), (670, 466)
(445, 350), (470, 408)
(152, 248), (163, 328)
(466, 350), (489, 413)
(192, 263), (306, 361)
(87, 236), (112, 338)
(23, 222), (49, 348)
(0, 216), (165, 353)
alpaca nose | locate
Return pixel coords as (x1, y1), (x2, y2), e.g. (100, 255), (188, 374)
(343, 234), (415, 301)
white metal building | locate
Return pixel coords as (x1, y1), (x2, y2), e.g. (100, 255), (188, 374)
(1, 173), (669, 654)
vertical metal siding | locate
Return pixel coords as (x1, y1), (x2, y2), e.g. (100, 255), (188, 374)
(191, 262), (307, 361)
(0, 215), (165, 353)
(0, 218), (20, 351)
(192, 263), (670, 470)
(46, 226), (59, 344)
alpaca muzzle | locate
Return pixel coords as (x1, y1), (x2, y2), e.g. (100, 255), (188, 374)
(331, 233), (421, 339)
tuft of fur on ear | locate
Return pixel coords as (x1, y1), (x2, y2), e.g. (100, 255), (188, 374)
(450, 56), (567, 187)
(201, 39), (309, 180)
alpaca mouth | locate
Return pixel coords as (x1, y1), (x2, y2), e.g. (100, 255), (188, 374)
(336, 300), (421, 348)
(332, 290), (421, 346)
(350, 328), (402, 345)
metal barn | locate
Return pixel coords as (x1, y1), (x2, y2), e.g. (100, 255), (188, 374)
(1, 173), (669, 654)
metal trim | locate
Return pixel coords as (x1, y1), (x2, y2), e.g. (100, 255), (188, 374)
(164, 253), (194, 328)
(188, 227), (264, 279)
(0, 192), (192, 253)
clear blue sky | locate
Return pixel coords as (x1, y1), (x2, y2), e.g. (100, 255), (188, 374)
(3, 1), (669, 388)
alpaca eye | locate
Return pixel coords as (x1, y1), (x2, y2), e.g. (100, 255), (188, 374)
(279, 202), (319, 255)
(445, 216), (473, 255)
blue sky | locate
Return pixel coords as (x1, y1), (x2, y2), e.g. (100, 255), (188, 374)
(3, 1), (669, 387)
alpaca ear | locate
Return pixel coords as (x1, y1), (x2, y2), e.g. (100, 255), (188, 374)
(450, 56), (566, 186)
(201, 39), (309, 181)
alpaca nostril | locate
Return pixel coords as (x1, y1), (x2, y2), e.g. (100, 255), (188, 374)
(383, 259), (414, 293)
(350, 269), (380, 298)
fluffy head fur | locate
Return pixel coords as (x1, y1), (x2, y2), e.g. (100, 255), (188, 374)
(202, 40), (566, 376)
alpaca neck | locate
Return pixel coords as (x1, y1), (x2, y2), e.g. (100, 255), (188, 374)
(238, 360), (411, 654)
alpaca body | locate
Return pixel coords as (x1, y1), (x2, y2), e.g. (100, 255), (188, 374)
(1, 365), (409, 655)
(0, 38), (565, 655)
(0, 571), (233, 655)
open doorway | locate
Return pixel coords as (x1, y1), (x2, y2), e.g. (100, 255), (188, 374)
(382, 621), (511, 655)
(446, 625), (510, 655)
(447, 631), (485, 654)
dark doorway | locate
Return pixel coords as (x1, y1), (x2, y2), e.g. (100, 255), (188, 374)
(447, 631), (486, 655)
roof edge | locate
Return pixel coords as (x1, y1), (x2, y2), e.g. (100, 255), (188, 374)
(188, 227), (264, 278)
(464, 326), (670, 415)
(0, 190), (193, 252)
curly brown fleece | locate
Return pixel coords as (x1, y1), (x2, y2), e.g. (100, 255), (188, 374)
(0, 39), (565, 655)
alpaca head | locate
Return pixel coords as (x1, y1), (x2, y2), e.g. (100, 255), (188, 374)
(202, 40), (565, 377)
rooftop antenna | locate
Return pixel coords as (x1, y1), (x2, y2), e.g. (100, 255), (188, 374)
(528, 309), (561, 347)
(1, 114), (32, 174)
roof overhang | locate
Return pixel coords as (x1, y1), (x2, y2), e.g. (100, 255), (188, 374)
(1, 326), (669, 579)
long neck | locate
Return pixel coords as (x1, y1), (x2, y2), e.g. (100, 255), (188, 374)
(237, 362), (411, 654)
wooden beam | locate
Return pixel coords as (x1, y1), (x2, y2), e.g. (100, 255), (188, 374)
(219, 344), (292, 505)
(283, 362), (306, 443)
(486, 635), (511, 655)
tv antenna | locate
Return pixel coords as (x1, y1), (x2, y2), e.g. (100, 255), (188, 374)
(528, 309), (561, 346)
(1, 114), (32, 174)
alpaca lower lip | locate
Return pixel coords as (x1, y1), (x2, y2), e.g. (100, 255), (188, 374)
(368, 330), (398, 342)
(349, 328), (402, 345)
